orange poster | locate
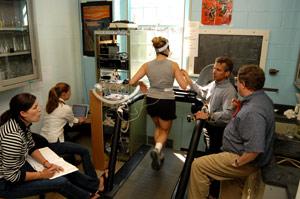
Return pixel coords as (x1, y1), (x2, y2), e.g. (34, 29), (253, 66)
(201, 0), (232, 25)
(81, 2), (112, 56)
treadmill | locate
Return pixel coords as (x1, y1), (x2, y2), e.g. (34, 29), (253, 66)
(103, 89), (205, 199)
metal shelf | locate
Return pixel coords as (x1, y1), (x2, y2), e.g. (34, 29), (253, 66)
(0, 51), (31, 57)
(95, 30), (131, 81)
(94, 30), (129, 36)
(0, 27), (29, 32)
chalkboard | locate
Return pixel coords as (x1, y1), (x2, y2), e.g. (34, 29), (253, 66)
(194, 34), (264, 75)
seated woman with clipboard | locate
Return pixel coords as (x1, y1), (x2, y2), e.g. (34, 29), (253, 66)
(40, 82), (106, 193)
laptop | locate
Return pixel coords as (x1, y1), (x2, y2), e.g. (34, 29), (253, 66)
(72, 104), (89, 118)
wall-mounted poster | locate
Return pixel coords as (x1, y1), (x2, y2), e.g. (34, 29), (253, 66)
(81, 1), (112, 56)
(201, 0), (232, 25)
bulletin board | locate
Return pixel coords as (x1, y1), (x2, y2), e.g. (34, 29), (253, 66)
(184, 28), (270, 75)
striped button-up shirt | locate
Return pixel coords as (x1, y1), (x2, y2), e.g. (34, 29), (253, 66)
(0, 118), (36, 183)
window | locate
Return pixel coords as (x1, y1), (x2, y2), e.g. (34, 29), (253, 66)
(129, 0), (185, 26)
(128, 0), (186, 71)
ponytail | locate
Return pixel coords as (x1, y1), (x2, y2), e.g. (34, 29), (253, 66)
(46, 82), (70, 114)
(46, 87), (60, 114)
(0, 110), (12, 126)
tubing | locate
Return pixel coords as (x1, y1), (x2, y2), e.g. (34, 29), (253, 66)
(92, 83), (140, 105)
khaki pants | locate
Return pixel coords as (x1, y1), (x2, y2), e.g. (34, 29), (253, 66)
(188, 152), (257, 199)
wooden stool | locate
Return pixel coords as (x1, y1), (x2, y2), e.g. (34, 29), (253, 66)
(242, 170), (265, 199)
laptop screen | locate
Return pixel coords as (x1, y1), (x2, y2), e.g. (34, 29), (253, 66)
(72, 104), (89, 118)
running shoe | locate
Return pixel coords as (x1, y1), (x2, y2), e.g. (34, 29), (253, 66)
(150, 148), (161, 170)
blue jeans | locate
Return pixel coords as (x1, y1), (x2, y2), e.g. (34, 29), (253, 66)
(0, 162), (99, 199)
(49, 142), (98, 179)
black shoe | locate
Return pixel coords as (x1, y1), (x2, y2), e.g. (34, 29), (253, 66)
(160, 152), (165, 165)
(73, 159), (82, 166)
(150, 148), (161, 170)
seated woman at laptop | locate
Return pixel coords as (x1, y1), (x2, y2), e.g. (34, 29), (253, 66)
(41, 82), (86, 142)
(40, 82), (105, 192)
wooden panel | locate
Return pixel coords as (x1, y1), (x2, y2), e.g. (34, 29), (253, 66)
(89, 90), (105, 170)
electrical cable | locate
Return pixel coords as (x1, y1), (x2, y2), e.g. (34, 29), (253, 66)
(276, 156), (300, 169)
(116, 97), (160, 123)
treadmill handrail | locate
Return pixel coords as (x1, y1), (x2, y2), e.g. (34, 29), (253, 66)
(173, 119), (206, 199)
(174, 88), (202, 104)
(173, 88), (197, 97)
(123, 93), (145, 106)
(106, 93), (145, 192)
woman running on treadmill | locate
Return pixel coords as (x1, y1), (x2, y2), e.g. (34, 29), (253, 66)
(129, 36), (188, 170)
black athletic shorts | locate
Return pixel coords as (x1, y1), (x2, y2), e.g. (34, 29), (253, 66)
(146, 97), (177, 120)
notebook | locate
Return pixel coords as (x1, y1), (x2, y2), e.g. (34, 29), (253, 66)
(27, 147), (78, 179)
(72, 104), (89, 118)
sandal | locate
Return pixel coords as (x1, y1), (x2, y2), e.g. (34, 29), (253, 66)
(97, 169), (109, 193)
(90, 192), (100, 199)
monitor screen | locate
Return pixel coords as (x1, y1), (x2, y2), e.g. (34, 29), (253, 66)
(72, 104), (89, 118)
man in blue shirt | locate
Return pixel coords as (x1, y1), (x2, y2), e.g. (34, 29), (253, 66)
(188, 65), (275, 199)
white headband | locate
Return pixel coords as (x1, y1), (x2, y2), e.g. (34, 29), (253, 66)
(155, 42), (169, 53)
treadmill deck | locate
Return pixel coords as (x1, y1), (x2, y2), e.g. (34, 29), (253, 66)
(114, 148), (185, 199)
